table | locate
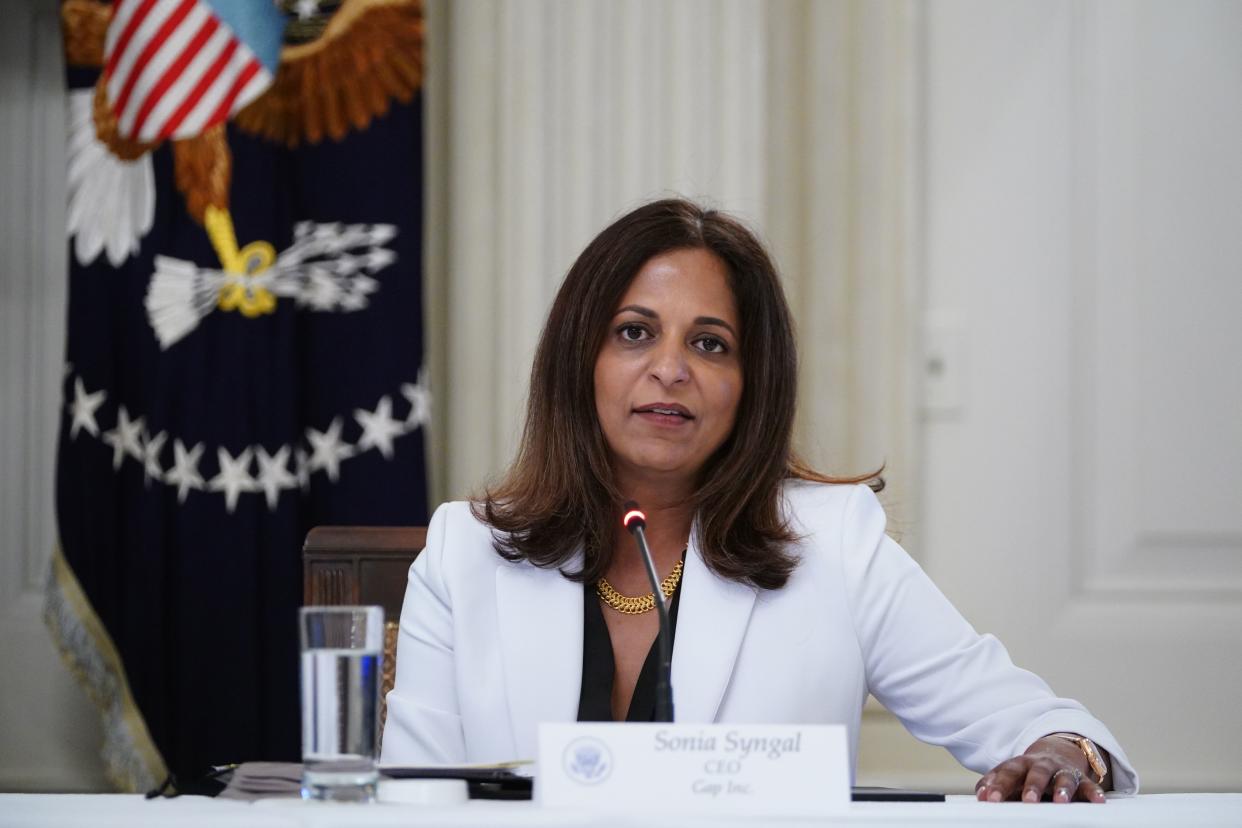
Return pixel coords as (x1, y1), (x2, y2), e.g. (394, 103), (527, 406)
(3, 793), (1241, 827)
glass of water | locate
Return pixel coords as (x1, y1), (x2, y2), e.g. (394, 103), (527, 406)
(299, 605), (384, 802)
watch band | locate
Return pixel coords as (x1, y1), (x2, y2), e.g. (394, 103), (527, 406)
(1047, 732), (1108, 784)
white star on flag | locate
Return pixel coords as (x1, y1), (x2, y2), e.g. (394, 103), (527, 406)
(294, 446), (311, 492)
(256, 445), (299, 510)
(401, 371), (431, 428)
(209, 446), (257, 514)
(306, 417), (354, 482)
(141, 428), (167, 485)
(101, 405), (145, 470)
(355, 396), (404, 460)
(69, 377), (107, 439)
(165, 439), (206, 504)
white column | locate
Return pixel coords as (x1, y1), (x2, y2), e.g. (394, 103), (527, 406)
(0, 0), (109, 792)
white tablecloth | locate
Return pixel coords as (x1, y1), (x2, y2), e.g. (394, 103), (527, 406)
(3, 793), (1241, 827)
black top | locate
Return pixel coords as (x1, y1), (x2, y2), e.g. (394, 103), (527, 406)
(577, 574), (683, 722)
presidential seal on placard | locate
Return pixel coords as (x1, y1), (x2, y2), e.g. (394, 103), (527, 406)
(563, 737), (613, 785)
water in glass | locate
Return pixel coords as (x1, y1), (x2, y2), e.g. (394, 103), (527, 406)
(299, 606), (383, 802)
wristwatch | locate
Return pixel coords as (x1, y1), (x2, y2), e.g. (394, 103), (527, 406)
(1047, 732), (1108, 784)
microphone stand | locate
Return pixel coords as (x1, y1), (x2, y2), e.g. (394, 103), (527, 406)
(623, 502), (674, 722)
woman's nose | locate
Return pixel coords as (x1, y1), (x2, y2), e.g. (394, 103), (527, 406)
(649, 340), (689, 386)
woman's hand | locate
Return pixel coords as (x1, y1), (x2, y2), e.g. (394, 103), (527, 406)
(975, 735), (1108, 803)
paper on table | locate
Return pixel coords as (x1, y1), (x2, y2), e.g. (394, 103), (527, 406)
(217, 762), (302, 800)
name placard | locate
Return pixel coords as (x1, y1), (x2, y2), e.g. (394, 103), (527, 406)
(537, 723), (849, 816)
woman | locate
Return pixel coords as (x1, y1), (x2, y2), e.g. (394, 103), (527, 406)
(381, 199), (1138, 802)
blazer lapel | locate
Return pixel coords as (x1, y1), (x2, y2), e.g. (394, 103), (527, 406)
(495, 557), (584, 759)
(672, 529), (758, 722)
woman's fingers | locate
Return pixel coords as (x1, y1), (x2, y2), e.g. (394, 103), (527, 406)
(978, 746), (1107, 805)
(976, 758), (1030, 802)
(1075, 778), (1108, 804)
(974, 772), (998, 801)
(979, 761), (1106, 804)
(1019, 762), (1056, 803)
(1049, 767), (1084, 802)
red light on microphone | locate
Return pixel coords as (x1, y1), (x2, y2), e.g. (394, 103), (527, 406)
(622, 501), (646, 531)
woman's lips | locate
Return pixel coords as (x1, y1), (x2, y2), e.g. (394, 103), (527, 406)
(633, 403), (693, 426)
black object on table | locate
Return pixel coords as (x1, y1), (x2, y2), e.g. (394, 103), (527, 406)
(382, 767), (534, 800)
(851, 786), (945, 802)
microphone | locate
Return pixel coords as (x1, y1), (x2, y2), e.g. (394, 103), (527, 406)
(622, 501), (674, 722)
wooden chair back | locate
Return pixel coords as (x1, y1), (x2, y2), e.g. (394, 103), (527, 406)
(302, 525), (427, 740)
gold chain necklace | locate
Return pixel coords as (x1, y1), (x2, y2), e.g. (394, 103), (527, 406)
(596, 558), (685, 615)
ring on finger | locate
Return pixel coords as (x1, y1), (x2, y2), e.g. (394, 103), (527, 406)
(1052, 767), (1083, 787)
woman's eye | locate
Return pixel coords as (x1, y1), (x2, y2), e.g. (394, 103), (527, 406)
(619, 324), (649, 342)
(695, 335), (728, 354)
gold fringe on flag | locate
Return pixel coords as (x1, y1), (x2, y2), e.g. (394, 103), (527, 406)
(44, 546), (168, 793)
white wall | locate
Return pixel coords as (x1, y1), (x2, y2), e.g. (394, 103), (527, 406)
(917, 0), (1242, 792)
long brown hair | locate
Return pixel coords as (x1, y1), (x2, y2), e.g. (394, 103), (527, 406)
(474, 198), (881, 589)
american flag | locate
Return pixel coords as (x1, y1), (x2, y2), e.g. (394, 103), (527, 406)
(103, 0), (286, 143)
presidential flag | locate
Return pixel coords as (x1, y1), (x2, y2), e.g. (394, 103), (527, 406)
(48, 0), (427, 789)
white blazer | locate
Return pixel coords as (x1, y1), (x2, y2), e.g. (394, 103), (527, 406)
(381, 481), (1138, 793)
